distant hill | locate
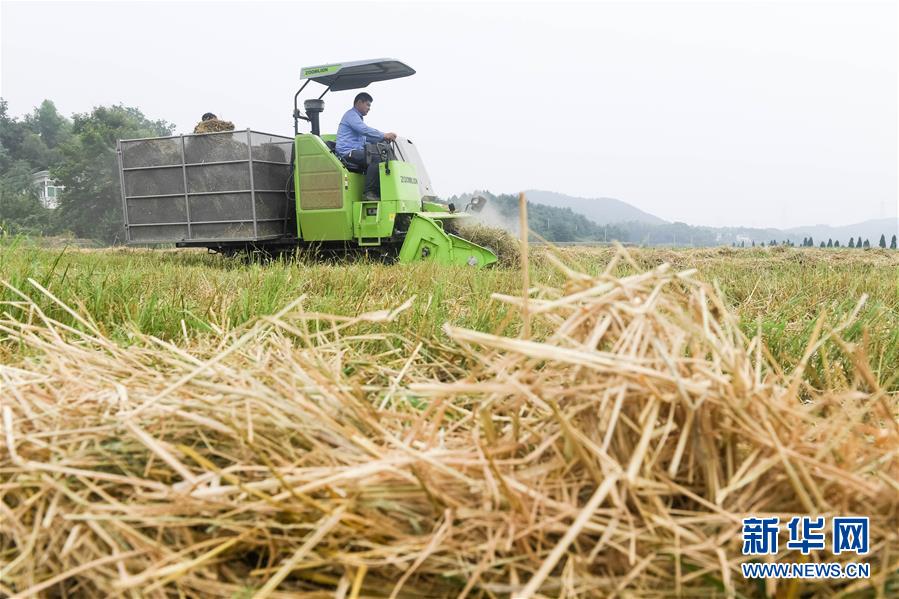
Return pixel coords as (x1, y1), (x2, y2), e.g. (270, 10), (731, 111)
(524, 190), (667, 226)
(523, 191), (898, 247)
(446, 189), (899, 248)
(595, 217), (899, 247)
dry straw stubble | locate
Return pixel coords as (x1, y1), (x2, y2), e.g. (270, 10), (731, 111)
(1, 247), (897, 597)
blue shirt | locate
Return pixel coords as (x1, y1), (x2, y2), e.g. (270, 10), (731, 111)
(335, 107), (384, 156)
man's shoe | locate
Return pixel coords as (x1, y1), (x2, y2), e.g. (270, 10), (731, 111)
(364, 192), (381, 201)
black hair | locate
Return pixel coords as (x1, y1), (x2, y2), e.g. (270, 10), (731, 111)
(353, 93), (373, 105)
(201, 112), (217, 121)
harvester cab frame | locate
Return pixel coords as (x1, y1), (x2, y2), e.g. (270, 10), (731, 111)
(293, 58), (415, 136)
(117, 58), (497, 267)
(292, 59), (436, 208)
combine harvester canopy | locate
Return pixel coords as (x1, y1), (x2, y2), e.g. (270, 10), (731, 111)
(118, 58), (497, 267)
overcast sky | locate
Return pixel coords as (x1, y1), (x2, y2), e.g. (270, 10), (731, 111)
(1, 1), (896, 228)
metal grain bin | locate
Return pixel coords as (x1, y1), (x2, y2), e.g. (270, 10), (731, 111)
(117, 130), (295, 244)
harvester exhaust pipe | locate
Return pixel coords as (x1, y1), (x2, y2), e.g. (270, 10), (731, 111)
(304, 99), (325, 136)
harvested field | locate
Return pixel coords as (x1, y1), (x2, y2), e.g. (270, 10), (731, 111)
(1, 242), (898, 596)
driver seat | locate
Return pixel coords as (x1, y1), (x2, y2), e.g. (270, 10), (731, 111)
(324, 140), (365, 174)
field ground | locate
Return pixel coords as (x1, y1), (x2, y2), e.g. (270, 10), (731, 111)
(2, 240), (898, 596)
(2, 241), (898, 387)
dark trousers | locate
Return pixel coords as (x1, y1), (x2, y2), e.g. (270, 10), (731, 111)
(345, 147), (382, 196)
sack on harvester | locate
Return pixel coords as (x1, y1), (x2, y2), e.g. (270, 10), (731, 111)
(193, 112), (235, 134)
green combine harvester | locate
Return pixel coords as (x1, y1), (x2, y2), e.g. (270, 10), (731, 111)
(117, 58), (497, 267)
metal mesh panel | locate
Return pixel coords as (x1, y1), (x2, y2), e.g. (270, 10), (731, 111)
(255, 192), (288, 220)
(191, 222), (255, 240)
(252, 162), (291, 191)
(126, 197), (187, 224)
(251, 132), (292, 163)
(256, 221), (285, 237)
(124, 167), (184, 197)
(187, 163), (250, 193)
(189, 193), (253, 222)
(130, 224), (188, 242)
(184, 131), (250, 163)
(121, 130), (295, 243)
(188, 221), (286, 240)
(122, 138), (182, 168)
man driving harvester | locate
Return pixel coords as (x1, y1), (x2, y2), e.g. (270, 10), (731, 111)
(335, 92), (398, 200)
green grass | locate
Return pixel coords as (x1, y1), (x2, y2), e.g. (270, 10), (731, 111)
(2, 240), (898, 387)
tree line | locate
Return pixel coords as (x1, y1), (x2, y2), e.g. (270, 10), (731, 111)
(733, 235), (899, 249)
(1, 98), (173, 243)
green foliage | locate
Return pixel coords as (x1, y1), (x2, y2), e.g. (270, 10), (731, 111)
(1, 99), (172, 243)
(0, 99), (70, 171)
(54, 105), (174, 243)
(26, 99), (71, 149)
(0, 161), (52, 234)
(617, 220), (713, 246)
(1, 99), (27, 172)
(879, 234), (886, 248)
(891, 235), (897, 250)
(1, 99), (70, 234)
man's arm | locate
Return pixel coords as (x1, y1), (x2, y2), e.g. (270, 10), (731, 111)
(345, 111), (384, 142)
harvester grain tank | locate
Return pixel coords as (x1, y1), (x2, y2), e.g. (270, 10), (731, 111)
(117, 59), (497, 267)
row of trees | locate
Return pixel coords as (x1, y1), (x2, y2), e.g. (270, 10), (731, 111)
(1, 98), (173, 242)
(798, 235), (898, 248)
(737, 235), (898, 248)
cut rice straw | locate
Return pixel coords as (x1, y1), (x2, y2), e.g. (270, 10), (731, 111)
(1, 243), (897, 597)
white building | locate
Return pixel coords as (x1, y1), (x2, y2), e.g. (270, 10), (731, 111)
(31, 170), (63, 209)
